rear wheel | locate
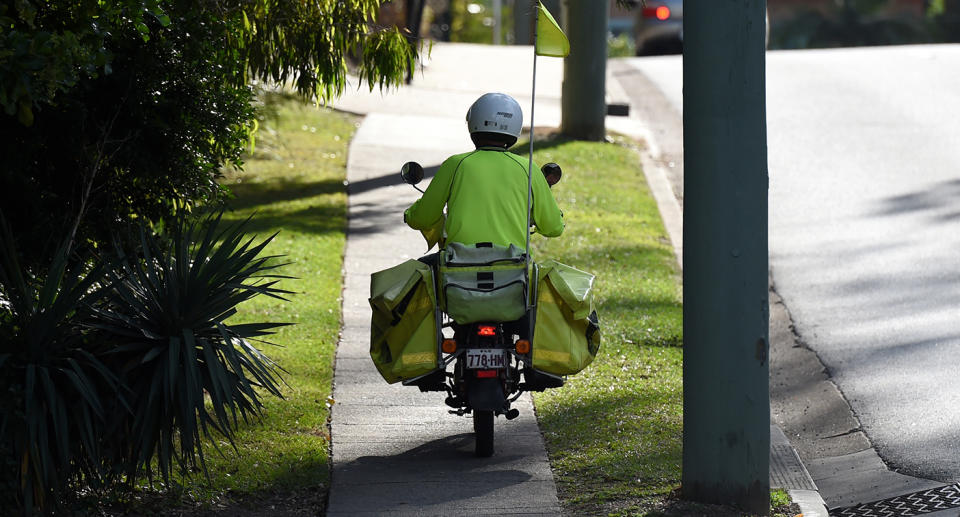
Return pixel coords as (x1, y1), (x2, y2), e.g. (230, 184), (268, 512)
(473, 410), (494, 457)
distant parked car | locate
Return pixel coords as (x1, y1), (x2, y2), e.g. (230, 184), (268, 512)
(634, 0), (684, 55)
(633, 1), (768, 55)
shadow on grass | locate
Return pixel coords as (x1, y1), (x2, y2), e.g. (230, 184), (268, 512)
(598, 293), (682, 317)
(104, 457), (330, 516)
(535, 239), (683, 513)
(539, 389), (681, 466)
(543, 242), (678, 279)
(222, 204), (344, 236)
(224, 178), (344, 212)
(546, 242), (680, 306)
(510, 132), (576, 155)
(220, 177), (346, 236)
(538, 389), (682, 517)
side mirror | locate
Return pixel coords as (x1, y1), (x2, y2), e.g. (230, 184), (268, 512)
(401, 162), (424, 185)
(541, 162), (562, 187)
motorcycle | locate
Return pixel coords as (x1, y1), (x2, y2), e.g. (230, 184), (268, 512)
(396, 160), (567, 457)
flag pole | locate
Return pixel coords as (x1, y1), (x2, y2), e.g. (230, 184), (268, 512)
(525, 0), (538, 278)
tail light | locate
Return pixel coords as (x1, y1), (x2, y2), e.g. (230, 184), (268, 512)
(643, 5), (671, 20)
(515, 339), (531, 355)
(475, 369), (498, 378)
(441, 339), (457, 354)
(477, 325), (496, 337)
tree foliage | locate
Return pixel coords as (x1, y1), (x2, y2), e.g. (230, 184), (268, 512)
(0, 0), (414, 510)
(0, 0), (416, 267)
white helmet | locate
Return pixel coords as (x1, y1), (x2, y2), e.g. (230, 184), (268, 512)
(465, 93), (523, 139)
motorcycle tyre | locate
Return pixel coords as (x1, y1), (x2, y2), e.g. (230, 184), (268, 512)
(473, 410), (494, 457)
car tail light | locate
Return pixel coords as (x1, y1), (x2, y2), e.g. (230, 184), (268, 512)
(477, 325), (496, 337)
(475, 369), (498, 378)
(643, 5), (671, 20)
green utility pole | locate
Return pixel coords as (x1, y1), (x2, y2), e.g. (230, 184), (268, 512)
(560, 0), (608, 140)
(682, 1), (770, 514)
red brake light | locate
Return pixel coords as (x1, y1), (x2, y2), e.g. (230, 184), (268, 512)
(475, 369), (498, 378)
(477, 325), (496, 337)
(643, 5), (671, 21)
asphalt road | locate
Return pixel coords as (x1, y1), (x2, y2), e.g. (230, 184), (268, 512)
(623, 44), (960, 482)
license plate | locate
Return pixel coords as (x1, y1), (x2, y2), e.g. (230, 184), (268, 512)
(465, 349), (507, 369)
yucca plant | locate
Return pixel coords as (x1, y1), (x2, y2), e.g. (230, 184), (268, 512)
(0, 211), (291, 512)
(90, 212), (292, 484)
(0, 218), (118, 512)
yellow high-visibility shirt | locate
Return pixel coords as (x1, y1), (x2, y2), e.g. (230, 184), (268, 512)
(404, 147), (564, 248)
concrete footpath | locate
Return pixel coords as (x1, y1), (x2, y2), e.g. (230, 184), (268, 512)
(325, 110), (561, 515)
(326, 42), (829, 516)
(326, 44), (566, 516)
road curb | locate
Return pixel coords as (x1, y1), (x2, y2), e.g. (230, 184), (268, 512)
(771, 425), (830, 516)
(789, 489), (830, 517)
(634, 132), (683, 270)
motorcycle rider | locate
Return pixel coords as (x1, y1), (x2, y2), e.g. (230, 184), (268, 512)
(403, 92), (564, 249)
(403, 93), (565, 394)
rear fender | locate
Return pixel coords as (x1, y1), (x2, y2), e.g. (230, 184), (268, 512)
(466, 377), (506, 411)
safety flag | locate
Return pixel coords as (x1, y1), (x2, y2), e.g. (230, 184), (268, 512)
(534, 1), (569, 58)
(525, 0), (568, 275)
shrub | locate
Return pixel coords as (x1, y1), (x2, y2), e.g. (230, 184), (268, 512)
(92, 213), (291, 485)
(0, 227), (117, 511)
(0, 212), (290, 512)
(0, 1), (416, 269)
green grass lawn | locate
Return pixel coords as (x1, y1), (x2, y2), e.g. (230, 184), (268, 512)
(513, 135), (685, 515)
(123, 94), (356, 513)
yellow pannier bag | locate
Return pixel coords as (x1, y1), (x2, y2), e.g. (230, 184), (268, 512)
(532, 260), (601, 376)
(368, 260), (439, 384)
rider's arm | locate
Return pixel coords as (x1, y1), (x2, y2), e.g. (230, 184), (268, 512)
(404, 156), (457, 230)
(532, 168), (564, 237)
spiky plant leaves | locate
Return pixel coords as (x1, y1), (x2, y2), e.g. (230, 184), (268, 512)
(90, 211), (291, 484)
(0, 216), (119, 511)
(0, 210), (291, 510)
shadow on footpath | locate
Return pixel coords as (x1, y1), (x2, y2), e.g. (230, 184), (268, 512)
(345, 164), (438, 239)
(348, 165), (439, 196)
(346, 200), (408, 237)
(334, 433), (535, 510)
